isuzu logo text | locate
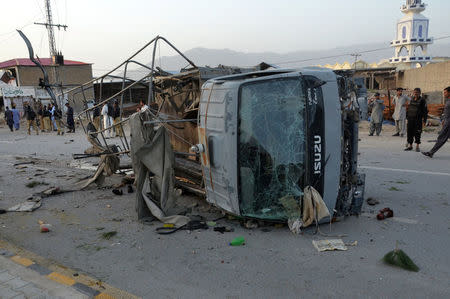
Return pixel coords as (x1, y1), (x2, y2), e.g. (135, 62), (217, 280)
(314, 135), (322, 174)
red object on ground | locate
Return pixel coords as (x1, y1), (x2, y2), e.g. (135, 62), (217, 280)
(377, 208), (394, 220)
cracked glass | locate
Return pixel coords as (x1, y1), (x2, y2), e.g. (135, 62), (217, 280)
(238, 77), (306, 219)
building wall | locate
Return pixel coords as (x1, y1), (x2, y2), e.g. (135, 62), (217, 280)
(16, 64), (94, 112)
(17, 64), (93, 86)
(396, 61), (450, 103)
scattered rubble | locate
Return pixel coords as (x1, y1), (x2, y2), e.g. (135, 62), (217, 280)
(7, 200), (42, 212)
(101, 231), (117, 240)
(25, 181), (49, 188)
(367, 197), (380, 206)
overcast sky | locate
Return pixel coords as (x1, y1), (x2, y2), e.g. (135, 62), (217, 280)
(1, 0), (449, 73)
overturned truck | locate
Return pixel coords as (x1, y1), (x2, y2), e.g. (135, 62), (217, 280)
(194, 68), (365, 221)
(133, 66), (365, 225)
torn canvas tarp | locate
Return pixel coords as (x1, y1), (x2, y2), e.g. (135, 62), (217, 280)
(279, 186), (330, 233)
(130, 111), (189, 227)
(302, 186), (330, 227)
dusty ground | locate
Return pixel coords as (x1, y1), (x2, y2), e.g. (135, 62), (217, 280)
(0, 122), (449, 298)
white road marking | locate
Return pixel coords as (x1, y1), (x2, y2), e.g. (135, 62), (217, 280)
(359, 165), (450, 177)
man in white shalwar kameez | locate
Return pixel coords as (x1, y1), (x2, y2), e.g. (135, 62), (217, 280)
(368, 93), (385, 136)
(392, 87), (410, 137)
(101, 103), (112, 138)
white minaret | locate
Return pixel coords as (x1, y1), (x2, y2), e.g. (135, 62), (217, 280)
(390, 0), (433, 67)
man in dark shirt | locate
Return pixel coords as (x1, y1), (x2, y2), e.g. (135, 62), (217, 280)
(42, 105), (51, 132)
(4, 106), (14, 132)
(54, 105), (64, 135)
(65, 103), (75, 133)
(37, 103), (44, 132)
(112, 101), (123, 137)
(422, 86), (450, 158)
(405, 88), (428, 152)
(24, 102), (39, 135)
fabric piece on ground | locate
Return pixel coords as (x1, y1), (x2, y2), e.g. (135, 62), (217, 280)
(312, 239), (348, 252)
(7, 200), (42, 212)
(130, 111), (189, 227)
(302, 186), (331, 227)
(136, 127), (178, 213)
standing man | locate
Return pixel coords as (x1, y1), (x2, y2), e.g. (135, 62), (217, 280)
(405, 88), (428, 152)
(101, 102), (111, 138)
(368, 93), (384, 136)
(37, 103), (45, 132)
(65, 102), (75, 133)
(107, 101), (114, 135)
(4, 106), (14, 132)
(113, 101), (123, 137)
(43, 105), (51, 132)
(49, 103), (57, 131)
(422, 87), (450, 158)
(24, 102), (39, 135)
(11, 104), (20, 131)
(392, 88), (409, 137)
(54, 105), (64, 135)
(138, 99), (149, 112)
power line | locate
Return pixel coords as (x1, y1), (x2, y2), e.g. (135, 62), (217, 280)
(271, 35), (450, 66)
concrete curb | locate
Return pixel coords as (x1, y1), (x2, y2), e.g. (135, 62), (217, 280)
(0, 239), (140, 299)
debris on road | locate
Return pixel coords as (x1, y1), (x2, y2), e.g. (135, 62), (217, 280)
(312, 239), (348, 252)
(38, 220), (51, 233)
(345, 241), (358, 246)
(377, 208), (394, 220)
(243, 220), (258, 229)
(206, 221), (216, 227)
(7, 199), (42, 212)
(13, 161), (35, 167)
(229, 237), (245, 246)
(214, 226), (234, 234)
(383, 244), (419, 272)
(101, 231), (117, 240)
(112, 189), (123, 195)
(367, 197), (380, 206)
(15, 165), (29, 169)
(127, 185), (133, 193)
(25, 181), (49, 188)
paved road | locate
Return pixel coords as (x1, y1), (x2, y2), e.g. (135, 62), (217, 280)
(0, 124), (449, 298)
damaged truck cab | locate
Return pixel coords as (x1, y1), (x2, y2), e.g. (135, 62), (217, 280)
(197, 67), (365, 221)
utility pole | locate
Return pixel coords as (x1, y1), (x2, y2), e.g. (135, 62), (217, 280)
(34, 0), (67, 57)
(350, 53), (361, 71)
(34, 0), (67, 108)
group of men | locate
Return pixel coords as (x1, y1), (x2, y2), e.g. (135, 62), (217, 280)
(91, 100), (123, 138)
(3, 101), (75, 135)
(89, 99), (150, 138)
(368, 86), (450, 157)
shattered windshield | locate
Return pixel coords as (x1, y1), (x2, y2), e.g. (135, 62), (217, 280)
(238, 77), (306, 219)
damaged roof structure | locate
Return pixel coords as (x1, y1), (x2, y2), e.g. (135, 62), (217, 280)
(61, 36), (365, 233)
